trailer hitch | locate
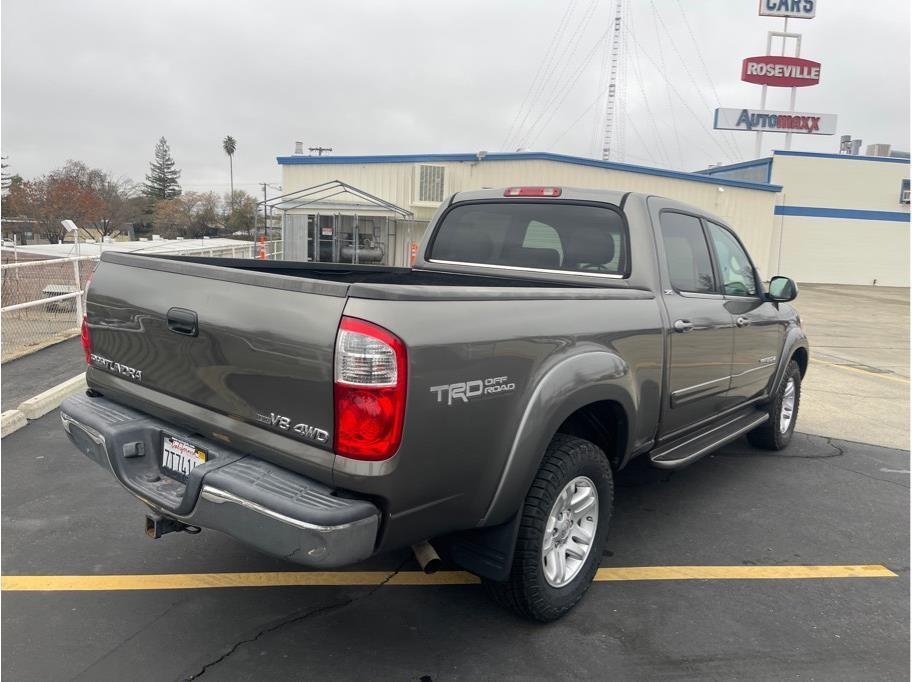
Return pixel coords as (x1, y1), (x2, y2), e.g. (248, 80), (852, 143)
(145, 513), (201, 539)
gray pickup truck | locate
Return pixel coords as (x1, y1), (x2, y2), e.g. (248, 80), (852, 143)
(61, 186), (808, 621)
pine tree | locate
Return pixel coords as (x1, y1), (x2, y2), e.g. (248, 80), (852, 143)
(143, 137), (182, 199)
(1, 156), (11, 193)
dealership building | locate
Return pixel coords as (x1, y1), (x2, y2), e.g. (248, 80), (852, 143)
(700, 150), (910, 286)
(275, 149), (909, 286)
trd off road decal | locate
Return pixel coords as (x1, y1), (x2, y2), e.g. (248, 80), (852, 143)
(430, 375), (516, 406)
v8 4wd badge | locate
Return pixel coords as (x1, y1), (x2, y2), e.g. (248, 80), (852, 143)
(256, 412), (329, 443)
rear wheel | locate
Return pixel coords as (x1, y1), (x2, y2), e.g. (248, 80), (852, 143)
(484, 434), (613, 622)
(747, 360), (801, 450)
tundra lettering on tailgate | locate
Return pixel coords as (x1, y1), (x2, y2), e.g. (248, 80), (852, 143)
(90, 354), (143, 383)
(430, 375), (516, 406)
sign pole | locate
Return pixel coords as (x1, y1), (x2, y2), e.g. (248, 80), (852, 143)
(783, 17), (792, 150)
(724, 2), (831, 156)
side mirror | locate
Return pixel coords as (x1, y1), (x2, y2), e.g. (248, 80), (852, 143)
(767, 276), (798, 302)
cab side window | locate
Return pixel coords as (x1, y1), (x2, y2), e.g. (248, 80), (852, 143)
(707, 222), (757, 296)
(659, 212), (716, 294)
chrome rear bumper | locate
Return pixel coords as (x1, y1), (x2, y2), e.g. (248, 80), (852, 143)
(60, 393), (379, 567)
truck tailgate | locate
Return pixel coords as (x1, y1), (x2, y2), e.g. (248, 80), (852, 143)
(85, 253), (346, 459)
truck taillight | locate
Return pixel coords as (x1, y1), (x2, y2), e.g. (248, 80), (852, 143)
(504, 186), (562, 197)
(80, 270), (93, 364)
(80, 316), (91, 365)
(333, 316), (407, 460)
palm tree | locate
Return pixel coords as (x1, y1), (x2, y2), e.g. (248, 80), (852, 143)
(222, 135), (237, 208)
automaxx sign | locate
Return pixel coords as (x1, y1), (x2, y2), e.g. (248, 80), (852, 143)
(714, 108), (836, 135)
(742, 56), (821, 87)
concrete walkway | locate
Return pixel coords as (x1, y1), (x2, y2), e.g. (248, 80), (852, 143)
(0, 338), (85, 412)
(797, 284), (909, 450)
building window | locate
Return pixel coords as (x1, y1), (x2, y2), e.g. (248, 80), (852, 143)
(416, 165), (445, 203)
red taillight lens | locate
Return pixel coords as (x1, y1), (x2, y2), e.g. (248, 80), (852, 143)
(80, 316), (91, 364)
(503, 186), (562, 197)
(333, 317), (407, 460)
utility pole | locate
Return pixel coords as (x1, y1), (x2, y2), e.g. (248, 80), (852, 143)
(259, 183), (268, 239)
(600, 0), (624, 162)
(308, 146), (333, 156)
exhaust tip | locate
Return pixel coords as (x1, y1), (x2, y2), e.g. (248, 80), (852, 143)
(412, 540), (442, 574)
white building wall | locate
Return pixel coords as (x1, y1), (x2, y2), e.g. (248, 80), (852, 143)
(281, 157), (780, 276)
(769, 153), (910, 286)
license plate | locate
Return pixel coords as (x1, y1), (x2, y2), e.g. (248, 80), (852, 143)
(161, 435), (207, 481)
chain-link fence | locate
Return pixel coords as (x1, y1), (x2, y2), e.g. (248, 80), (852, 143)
(0, 241), (284, 362)
(1, 256), (92, 362)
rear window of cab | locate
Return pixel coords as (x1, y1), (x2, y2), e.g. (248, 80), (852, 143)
(428, 202), (629, 276)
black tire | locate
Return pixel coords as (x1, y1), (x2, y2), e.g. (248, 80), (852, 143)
(747, 360), (802, 450)
(483, 434), (614, 622)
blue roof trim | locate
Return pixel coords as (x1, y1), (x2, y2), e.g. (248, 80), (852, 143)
(697, 158), (772, 175)
(773, 150), (910, 164)
(774, 205), (911, 222)
(276, 151), (784, 192)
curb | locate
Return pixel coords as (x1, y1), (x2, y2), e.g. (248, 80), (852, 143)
(1, 410), (29, 438)
(1, 372), (87, 438)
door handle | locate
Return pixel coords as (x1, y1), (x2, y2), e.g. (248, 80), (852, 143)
(736, 316), (751, 328)
(167, 307), (198, 337)
(673, 319), (694, 333)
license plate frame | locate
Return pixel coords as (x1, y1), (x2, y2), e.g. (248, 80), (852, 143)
(161, 434), (207, 482)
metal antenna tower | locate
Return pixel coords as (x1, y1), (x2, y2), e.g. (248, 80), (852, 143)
(600, 0), (624, 161)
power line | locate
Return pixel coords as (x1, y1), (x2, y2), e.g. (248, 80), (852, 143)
(672, 0), (744, 160)
(501, 1), (578, 151)
(623, 109), (667, 168)
(590, 32), (611, 155)
(651, 1), (684, 168)
(626, 26), (737, 164)
(646, 0), (741, 163)
(524, 24), (614, 148)
(625, 13), (672, 168)
(515, 0), (601, 149)
(549, 88), (604, 149)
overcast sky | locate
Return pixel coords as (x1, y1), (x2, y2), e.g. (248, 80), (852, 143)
(2, 0), (909, 194)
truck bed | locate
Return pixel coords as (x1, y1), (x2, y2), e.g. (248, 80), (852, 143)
(144, 254), (606, 287)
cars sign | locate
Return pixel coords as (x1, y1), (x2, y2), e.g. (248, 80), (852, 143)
(741, 56), (821, 87)
(758, 0), (816, 19)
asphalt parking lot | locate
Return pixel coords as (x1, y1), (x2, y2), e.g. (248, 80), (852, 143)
(2, 408), (908, 680)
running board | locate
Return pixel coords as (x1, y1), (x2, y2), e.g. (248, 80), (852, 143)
(650, 410), (768, 470)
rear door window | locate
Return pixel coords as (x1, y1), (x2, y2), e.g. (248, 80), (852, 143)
(659, 212), (717, 294)
(429, 202), (628, 276)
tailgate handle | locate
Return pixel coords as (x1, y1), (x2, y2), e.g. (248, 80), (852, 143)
(167, 307), (198, 337)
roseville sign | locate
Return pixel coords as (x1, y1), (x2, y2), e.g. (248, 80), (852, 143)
(758, 0), (816, 19)
(741, 55), (821, 87)
(714, 108), (837, 135)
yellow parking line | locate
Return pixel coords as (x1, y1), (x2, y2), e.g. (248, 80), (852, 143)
(0, 565), (895, 592)
(811, 359), (910, 384)
(594, 564), (897, 581)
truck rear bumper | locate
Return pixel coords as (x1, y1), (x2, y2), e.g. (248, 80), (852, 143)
(59, 393), (380, 568)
